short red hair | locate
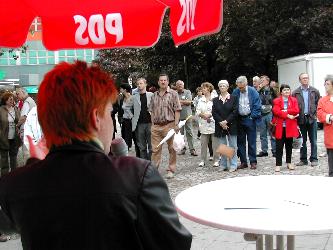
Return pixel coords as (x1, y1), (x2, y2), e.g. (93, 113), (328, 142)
(38, 61), (118, 147)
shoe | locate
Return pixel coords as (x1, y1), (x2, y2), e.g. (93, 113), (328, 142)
(319, 152), (327, 157)
(219, 166), (228, 172)
(275, 166), (281, 172)
(256, 152), (268, 157)
(237, 163), (248, 169)
(287, 163), (295, 170)
(213, 161), (219, 167)
(199, 161), (205, 167)
(0, 234), (10, 242)
(250, 163), (257, 170)
(310, 161), (319, 167)
(190, 149), (198, 156)
(272, 152), (276, 157)
(177, 149), (186, 155)
(229, 168), (237, 172)
(166, 171), (174, 179)
(209, 156), (213, 161)
(295, 161), (308, 166)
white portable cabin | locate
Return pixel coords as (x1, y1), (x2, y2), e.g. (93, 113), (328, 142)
(277, 53), (333, 96)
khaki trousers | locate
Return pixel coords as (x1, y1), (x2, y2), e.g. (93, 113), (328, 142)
(151, 122), (176, 172)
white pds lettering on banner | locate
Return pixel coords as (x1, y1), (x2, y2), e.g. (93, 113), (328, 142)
(177, 0), (197, 36)
(74, 13), (123, 45)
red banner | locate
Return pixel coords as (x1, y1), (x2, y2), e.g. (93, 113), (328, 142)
(0, 0), (222, 50)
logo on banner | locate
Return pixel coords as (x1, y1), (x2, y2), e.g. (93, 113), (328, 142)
(177, 0), (197, 36)
(74, 14), (124, 45)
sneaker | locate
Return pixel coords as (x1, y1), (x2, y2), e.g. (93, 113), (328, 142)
(311, 161), (319, 167)
(219, 166), (227, 172)
(213, 161), (219, 167)
(229, 168), (237, 172)
(295, 161), (308, 166)
(166, 171), (174, 179)
(287, 163), (295, 170)
(209, 156), (213, 161)
(199, 161), (205, 167)
(257, 151), (268, 157)
(275, 166), (281, 172)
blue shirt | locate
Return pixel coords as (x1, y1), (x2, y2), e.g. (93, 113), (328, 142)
(301, 86), (309, 114)
(283, 98), (288, 127)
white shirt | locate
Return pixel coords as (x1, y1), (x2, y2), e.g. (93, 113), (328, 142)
(195, 96), (215, 134)
(24, 107), (43, 151)
(21, 96), (36, 117)
(7, 109), (16, 139)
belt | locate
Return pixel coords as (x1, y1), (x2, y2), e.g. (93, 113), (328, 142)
(154, 120), (174, 126)
(239, 114), (251, 118)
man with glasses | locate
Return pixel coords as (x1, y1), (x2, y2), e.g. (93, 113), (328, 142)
(292, 73), (320, 167)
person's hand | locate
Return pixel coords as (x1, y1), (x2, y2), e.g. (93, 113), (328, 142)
(287, 114), (295, 120)
(222, 124), (229, 130)
(27, 135), (49, 160)
(220, 120), (228, 127)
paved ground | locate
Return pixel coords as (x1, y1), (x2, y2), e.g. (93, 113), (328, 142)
(0, 126), (331, 250)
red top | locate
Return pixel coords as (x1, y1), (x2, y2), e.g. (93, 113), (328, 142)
(272, 96), (299, 139)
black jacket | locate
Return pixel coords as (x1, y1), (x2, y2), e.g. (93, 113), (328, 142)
(212, 95), (238, 136)
(0, 141), (192, 250)
(292, 86), (320, 124)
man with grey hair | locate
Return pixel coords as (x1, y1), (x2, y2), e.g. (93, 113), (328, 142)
(292, 73), (320, 167)
(232, 76), (262, 170)
(252, 76), (261, 91)
(176, 80), (198, 156)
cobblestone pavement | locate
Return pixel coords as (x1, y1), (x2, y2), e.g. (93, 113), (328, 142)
(1, 127), (330, 250)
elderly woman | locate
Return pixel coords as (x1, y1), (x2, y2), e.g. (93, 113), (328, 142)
(196, 82), (218, 167)
(212, 80), (238, 172)
(0, 92), (21, 175)
(272, 84), (299, 172)
(317, 75), (333, 176)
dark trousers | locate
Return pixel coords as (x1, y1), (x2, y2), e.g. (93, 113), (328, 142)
(121, 119), (133, 148)
(275, 128), (293, 166)
(328, 149), (333, 177)
(237, 117), (257, 164)
(0, 139), (19, 176)
(135, 123), (152, 160)
(208, 136), (213, 157)
(299, 117), (318, 163)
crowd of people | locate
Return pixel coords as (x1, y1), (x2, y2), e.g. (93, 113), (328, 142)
(112, 72), (333, 178)
(0, 61), (332, 249)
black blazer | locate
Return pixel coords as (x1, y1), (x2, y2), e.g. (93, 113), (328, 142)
(0, 141), (192, 250)
(212, 95), (238, 136)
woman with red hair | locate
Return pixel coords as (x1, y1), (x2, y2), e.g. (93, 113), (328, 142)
(0, 61), (192, 250)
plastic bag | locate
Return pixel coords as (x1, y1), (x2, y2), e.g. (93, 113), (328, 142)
(292, 127), (303, 149)
(173, 132), (185, 153)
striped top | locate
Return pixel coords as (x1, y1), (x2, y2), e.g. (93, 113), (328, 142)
(148, 87), (181, 124)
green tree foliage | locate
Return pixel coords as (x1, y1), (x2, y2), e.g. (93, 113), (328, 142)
(97, 0), (333, 91)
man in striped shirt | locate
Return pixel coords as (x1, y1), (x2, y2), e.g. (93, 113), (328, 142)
(149, 74), (182, 179)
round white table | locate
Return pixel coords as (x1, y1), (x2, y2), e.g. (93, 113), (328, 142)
(175, 175), (333, 250)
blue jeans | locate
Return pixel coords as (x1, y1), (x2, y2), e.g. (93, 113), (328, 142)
(237, 117), (257, 164)
(299, 118), (318, 163)
(218, 135), (237, 170)
(259, 112), (276, 154)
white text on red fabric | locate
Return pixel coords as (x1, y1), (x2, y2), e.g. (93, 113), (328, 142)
(74, 14), (123, 45)
(177, 0), (197, 36)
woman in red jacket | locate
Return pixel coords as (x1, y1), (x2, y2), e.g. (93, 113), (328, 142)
(272, 84), (299, 172)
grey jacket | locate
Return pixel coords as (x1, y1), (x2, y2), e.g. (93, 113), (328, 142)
(132, 92), (153, 131)
(292, 86), (320, 124)
(0, 106), (20, 150)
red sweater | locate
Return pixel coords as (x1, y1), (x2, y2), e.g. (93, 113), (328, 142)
(272, 96), (299, 139)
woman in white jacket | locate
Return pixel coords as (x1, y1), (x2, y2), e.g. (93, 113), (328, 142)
(24, 106), (43, 155)
(196, 82), (218, 167)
